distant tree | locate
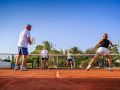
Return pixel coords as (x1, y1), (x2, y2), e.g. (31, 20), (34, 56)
(69, 46), (83, 54)
(85, 47), (96, 54)
(42, 41), (53, 52)
(51, 49), (62, 54)
(31, 45), (43, 54)
(36, 45), (43, 51)
(31, 40), (54, 54)
(109, 46), (119, 54)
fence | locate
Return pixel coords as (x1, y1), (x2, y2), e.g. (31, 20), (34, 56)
(0, 53), (120, 69)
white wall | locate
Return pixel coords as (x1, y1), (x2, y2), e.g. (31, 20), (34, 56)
(0, 60), (11, 68)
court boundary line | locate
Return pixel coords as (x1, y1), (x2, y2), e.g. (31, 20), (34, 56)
(56, 70), (61, 78)
(0, 69), (120, 79)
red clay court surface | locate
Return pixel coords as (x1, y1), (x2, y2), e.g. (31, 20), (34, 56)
(0, 69), (120, 90)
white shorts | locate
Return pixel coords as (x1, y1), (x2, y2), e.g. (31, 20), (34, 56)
(96, 47), (110, 56)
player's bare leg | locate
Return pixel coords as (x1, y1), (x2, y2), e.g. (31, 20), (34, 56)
(20, 55), (28, 71)
(70, 61), (73, 69)
(14, 55), (21, 70)
(105, 54), (112, 71)
(86, 53), (101, 71)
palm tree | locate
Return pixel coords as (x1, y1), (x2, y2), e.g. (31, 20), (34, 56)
(42, 41), (53, 52)
(85, 47), (96, 54)
(70, 46), (82, 54)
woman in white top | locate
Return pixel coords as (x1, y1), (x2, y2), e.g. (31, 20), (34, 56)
(67, 50), (73, 69)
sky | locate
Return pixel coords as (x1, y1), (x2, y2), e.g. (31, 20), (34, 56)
(0, 0), (120, 54)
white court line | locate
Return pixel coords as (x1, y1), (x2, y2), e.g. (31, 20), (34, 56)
(56, 70), (61, 78)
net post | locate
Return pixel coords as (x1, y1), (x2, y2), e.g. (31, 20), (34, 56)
(56, 55), (58, 69)
(40, 54), (42, 69)
(37, 55), (40, 68)
(11, 54), (14, 69)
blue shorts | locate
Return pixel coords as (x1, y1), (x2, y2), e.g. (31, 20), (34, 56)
(18, 47), (28, 55)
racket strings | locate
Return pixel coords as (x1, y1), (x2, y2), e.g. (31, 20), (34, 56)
(32, 37), (35, 44)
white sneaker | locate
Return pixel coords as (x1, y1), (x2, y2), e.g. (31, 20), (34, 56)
(14, 65), (19, 70)
(109, 67), (112, 71)
(20, 66), (28, 71)
(86, 65), (91, 71)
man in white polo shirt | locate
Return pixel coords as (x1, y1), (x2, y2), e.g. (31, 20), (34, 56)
(14, 24), (32, 71)
(41, 48), (49, 68)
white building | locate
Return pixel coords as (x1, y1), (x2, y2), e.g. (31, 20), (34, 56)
(0, 59), (11, 68)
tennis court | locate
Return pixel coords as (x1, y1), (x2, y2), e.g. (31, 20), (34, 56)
(0, 69), (120, 90)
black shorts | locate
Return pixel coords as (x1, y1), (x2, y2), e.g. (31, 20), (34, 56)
(42, 58), (48, 60)
(67, 59), (72, 61)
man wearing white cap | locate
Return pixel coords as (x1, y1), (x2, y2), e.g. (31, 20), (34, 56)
(14, 24), (32, 71)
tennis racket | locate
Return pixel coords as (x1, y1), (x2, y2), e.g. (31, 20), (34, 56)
(31, 36), (36, 44)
